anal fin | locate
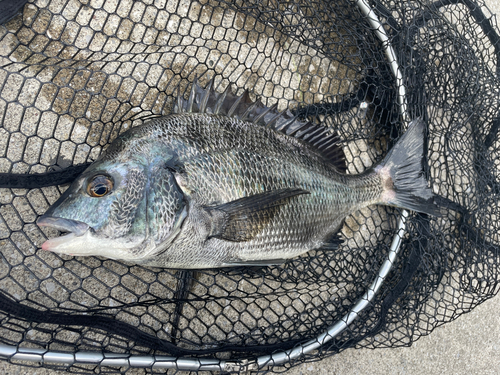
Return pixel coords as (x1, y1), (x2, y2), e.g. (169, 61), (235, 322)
(319, 232), (344, 251)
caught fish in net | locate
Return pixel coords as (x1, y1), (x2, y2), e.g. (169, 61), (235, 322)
(0, 0), (499, 373)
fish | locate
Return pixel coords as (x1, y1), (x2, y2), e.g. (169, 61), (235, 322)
(36, 78), (439, 269)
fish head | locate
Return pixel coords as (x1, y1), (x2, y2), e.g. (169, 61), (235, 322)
(37, 154), (187, 262)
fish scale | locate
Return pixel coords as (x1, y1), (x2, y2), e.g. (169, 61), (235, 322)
(37, 79), (439, 268)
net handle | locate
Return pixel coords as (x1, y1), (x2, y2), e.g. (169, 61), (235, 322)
(0, 0), (409, 371)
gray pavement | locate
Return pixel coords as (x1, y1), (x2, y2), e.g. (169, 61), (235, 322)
(1, 0), (500, 374)
(286, 294), (500, 375)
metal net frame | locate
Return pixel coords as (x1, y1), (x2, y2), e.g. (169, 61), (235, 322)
(0, 0), (499, 373)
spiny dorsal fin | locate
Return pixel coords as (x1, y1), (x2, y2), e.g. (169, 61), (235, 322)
(174, 78), (346, 172)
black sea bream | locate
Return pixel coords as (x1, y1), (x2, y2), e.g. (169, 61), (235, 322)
(37, 79), (439, 269)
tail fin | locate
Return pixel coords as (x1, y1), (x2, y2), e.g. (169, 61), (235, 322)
(376, 118), (440, 216)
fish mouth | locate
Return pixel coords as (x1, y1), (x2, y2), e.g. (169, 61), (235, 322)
(37, 215), (90, 235)
(37, 216), (91, 251)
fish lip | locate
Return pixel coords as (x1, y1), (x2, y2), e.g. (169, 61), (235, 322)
(37, 215), (90, 237)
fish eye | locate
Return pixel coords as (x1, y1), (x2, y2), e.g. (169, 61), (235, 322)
(87, 175), (113, 198)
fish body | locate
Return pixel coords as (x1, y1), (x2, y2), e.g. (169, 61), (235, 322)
(37, 80), (438, 269)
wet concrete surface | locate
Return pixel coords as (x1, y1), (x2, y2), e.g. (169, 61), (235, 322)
(1, 0), (500, 374)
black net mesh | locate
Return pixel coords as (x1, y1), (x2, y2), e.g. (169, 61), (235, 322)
(0, 0), (499, 373)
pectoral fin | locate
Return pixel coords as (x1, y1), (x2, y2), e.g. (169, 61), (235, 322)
(205, 188), (309, 242)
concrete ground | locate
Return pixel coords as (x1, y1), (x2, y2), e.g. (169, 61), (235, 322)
(1, 0), (500, 374)
(286, 295), (500, 375)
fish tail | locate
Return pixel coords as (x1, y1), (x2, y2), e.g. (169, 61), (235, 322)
(375, 118), (440, 216)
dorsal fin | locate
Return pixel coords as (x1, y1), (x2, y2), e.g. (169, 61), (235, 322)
(174, 78), (346, 172)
